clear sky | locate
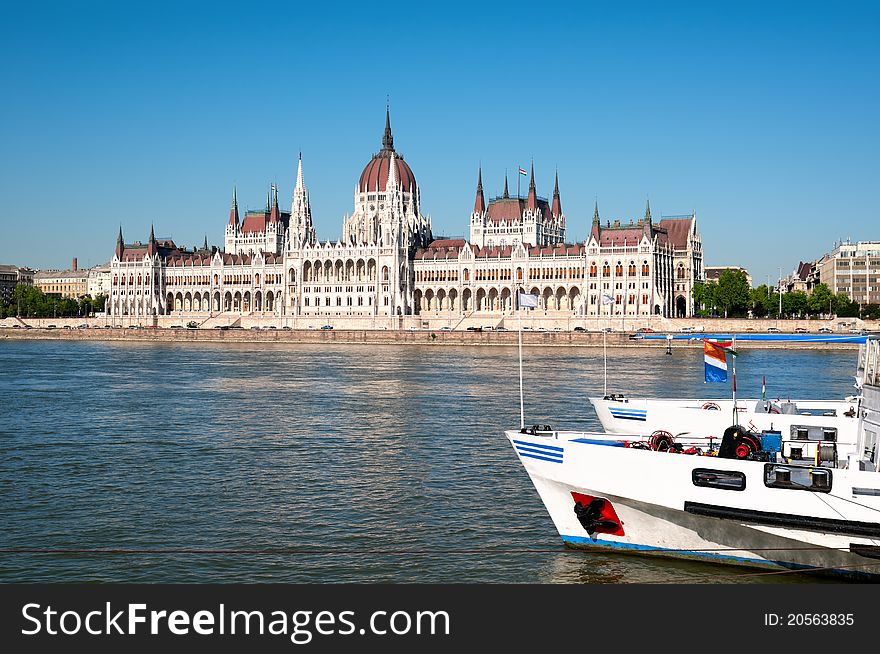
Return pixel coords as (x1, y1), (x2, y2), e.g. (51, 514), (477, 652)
(1, 1), (877, 285)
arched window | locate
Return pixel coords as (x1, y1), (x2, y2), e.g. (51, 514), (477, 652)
(602, 262), (610, 277)
(677, 265), (686, 279)
(628, 261), (636, 276)
(642, 261), (649, 276)
(589, 262), (597, 278)
(615, 262), (623, 276)
(463, 269), (470, 282)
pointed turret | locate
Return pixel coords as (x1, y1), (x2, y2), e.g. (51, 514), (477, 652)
(473, 166), (485, 213)
(147, 224), (157, 256)
(387, 152), (398, 189)
(203, 235), (208, 251)
(527, 160), (537, 209)
(503, 173), (509, 199)
(228, 187), (239, 228)
(382, 105), (394, 151)
(290, 152), (315, 247)
(590, 200), (601, 241)
(644, 197), (652, 227)
(551, 170), (562, 217)
(269, 183), (279, 223)
(115, 225), (124, 259)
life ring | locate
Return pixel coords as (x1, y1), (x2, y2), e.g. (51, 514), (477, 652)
(650, 430), (674, 452)
(702, 402), (721, 411)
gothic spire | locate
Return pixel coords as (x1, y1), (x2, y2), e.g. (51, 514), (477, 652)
(474, 166), (485, 214)
(147, 223), (157, 256)
(503, 172), (509, 199)
(382, 104), (394, 151)
(270, 183), (279, 222)
(644, 197), (652, 226)
(551, 169), (562, 217)
(527, 160), (537, 209)
(116, 225), (124, 259)
(203, 234), (208, 251)
(229, 186), (239, 227)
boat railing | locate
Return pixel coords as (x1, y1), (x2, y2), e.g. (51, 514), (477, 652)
(863, 337), (880, 388)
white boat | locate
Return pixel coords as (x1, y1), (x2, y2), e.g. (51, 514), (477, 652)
(589, 396), (861, 462)
(505, 337), (880, 578)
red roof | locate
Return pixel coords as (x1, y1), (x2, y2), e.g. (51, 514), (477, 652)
(242, 215), (267, 234)
(485, 197), (552, 224)
(656, 218), (693, 250)
(598, 228), (646, 247)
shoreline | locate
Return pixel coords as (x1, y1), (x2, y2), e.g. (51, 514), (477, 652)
(0, 327), (861, 348)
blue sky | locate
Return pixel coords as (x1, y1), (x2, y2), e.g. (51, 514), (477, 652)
(1, 1), (877, 285)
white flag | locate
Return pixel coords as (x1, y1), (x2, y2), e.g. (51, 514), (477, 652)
(601, 293), (616, 305)
(518, 292), (539, 309)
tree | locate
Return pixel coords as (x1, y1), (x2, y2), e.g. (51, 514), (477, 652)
(808, 283), (834, 316)
(782, 290), (808, 318)
(750, 285), (771, 317)
(714, 269), (751, 317)
(692, 282), (717, 316)
(835, 292), (859, 317)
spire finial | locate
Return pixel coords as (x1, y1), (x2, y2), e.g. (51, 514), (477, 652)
(645, 196), (652, 224)
(593, 199), (600, 224)
(382, 102), (394, 151)
(503, 171), (509, 199)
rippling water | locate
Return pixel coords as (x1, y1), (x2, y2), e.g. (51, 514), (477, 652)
(0, 340), (859, 583)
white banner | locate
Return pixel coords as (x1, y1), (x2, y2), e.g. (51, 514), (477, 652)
(518, 292), (539, 309)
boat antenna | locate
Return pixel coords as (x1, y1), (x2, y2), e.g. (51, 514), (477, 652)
(732, 334), (739, 426)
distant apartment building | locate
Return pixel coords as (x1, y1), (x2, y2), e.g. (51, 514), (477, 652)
(704, 265), (752, 288)
(0, 265), (34, 304)
(815, 240), (880, 305)
(87, 263), (112, 298)
(34, 269), (89, 298)
(783, 261), (820, 294)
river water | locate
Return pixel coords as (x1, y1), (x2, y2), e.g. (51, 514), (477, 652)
(0, 340), (859, 583)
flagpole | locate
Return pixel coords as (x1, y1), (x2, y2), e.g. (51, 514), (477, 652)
(603, 327), (607, 397)
(732, 334), (738, 426)
(518, 291), (525, 430)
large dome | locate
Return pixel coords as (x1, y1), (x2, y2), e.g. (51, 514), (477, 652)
(357, 109), (416, 193)
(358, 151), (416, 193)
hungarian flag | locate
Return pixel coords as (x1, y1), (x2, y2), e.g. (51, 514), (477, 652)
(703, 339), (736, 383)
(518, 168), (527, 176)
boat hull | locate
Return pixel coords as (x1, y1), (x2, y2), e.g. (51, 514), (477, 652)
(508, 430), (880, 579)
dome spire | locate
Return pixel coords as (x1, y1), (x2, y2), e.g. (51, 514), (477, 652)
(382, 103), (394, 151)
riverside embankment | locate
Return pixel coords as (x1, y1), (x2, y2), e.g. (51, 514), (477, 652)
(0, 326), (864, 348)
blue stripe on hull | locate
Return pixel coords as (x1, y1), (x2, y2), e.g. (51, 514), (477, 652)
(512, 439), (564, 452)
(517, 451), (563, 464)
(559, 535), (873, 578)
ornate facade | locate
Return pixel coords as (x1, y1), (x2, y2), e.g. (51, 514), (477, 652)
(108, 111), (703, 321)
(109, 111), (433, 320)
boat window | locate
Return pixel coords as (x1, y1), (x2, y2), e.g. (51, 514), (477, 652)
(764, 464), (832, 493)
(692, 468), (746, 491)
